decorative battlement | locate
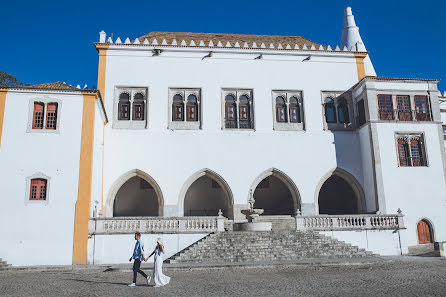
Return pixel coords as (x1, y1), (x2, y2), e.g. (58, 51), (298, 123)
(96, 30), (367, 53)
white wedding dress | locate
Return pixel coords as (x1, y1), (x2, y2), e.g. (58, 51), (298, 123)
(151, 247), (170, 286)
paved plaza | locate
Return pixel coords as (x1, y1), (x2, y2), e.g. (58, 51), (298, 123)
(0, 257), (445, 297)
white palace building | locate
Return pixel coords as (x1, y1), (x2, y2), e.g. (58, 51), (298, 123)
(1, 7), (446, 266)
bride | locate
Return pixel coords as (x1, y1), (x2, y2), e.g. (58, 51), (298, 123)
(145, 238), (171, 287)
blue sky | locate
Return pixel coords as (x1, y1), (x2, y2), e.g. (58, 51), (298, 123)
(1, 0), (445, 91)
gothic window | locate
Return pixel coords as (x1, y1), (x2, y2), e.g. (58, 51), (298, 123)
(396, 134), (427, 167)
(118, 92), (130, 120)
(337, 98), (350, 124)
(397, 95), (412, 121)
(186, 94), (198, 121)
(324, 97), (336, 123)
(272, 91), (304, 130)
(289, 96), (301, 123)
(378, 94), (394, 120)
(172, 94), (184, 121)
(30, 178), (47, 200)
(275, 96), (287, 123)
(238, 95), (252, 129)
(114, 88), (148, 129)
(32, 102), (45, 129)
(223, 91), (254, 129)
(414, 95), (432, 121)
(132, 93), (145, 121)
(225, 94), (237, 128)
(169, 89), (201, 129)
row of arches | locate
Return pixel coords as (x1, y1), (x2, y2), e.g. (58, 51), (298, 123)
(108, 168), (367, 219)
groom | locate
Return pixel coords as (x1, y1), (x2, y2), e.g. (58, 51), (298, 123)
(128, 232), (150, 287)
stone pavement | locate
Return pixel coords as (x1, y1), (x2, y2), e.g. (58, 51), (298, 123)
(0, 256), (445, 297)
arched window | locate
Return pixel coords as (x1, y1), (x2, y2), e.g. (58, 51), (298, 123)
(30, 178), (47, 200)
(239, 95), (251, 128)
(172, 94), (184, 121)
(32, 102), (45, 129)
(289, 96), (301, 123)
(337, 98), (350, 124)
(324, 97), (336, 123)
(397, 138), (410, 166)
(225, 94), (237, 128)
(186, 94), (198, 121)
(118, 93), (130, 120)
(132, 93), (145, 121)
(275, 96), (287, 123)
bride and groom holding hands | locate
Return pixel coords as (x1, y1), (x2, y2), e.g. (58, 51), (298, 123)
(128, 232), (170, 288)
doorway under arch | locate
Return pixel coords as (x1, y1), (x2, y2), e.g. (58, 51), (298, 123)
(317, 169), (365, 215)
(417, 219), (434, 244)
(182, 170), (234, 219)
(250, 169), (300, 216)
(106, 169), (164, 217)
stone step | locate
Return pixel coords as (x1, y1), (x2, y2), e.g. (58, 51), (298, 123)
(166, 231), (377, 264)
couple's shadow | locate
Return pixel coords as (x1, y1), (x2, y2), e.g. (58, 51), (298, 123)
(69, 279), (159, 287)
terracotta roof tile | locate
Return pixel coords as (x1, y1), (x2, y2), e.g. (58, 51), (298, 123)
(27, 81), (80, 91)
(137, 32), (324, 49)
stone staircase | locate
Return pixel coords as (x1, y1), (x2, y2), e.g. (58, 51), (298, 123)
(253, 215), (296, 231)
(0, 258), (10, 270)
(166, 231), (375, 264)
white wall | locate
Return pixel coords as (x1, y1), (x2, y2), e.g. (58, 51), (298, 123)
(320, 229), (408, 256)
(101, 48), (365, 219)
(376, 122), (446, 247)
(0, 90), (84, 266)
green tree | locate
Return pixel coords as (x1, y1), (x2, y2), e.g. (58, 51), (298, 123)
(0, 71), (23, 86)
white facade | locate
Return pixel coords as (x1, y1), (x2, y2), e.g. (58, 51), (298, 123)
(0, 7), (445, 266)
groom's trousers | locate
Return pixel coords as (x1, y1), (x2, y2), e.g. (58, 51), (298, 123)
(133, 259), (148, 283)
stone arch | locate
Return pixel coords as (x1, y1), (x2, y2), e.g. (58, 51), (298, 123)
(416, 217), (435, 244)
(105, 169), (164, 217)
(315, 167), (366, 214)
(179, 169), (234, 219)
(248, 168), (301, 216)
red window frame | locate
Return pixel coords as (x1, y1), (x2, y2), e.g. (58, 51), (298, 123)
(396, 95), (412, 121)
(414, 95), (431, 121)
(32, 102), (45, 129)
(30, 178), (47, 200)
(397, 139), (410, 166)
(45, 103), (58, 130)
(377, 94), (394, 120)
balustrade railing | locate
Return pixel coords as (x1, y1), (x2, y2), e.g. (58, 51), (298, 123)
(379, 109), (432, 122)
(89, 217), (219, 234)
(296, 214), (405, 231)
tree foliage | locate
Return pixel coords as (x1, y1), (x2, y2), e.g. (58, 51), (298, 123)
(0, 71), (23, 86)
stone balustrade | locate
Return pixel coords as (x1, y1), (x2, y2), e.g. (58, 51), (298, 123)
(89, 217), (221, 235)
(296, 214), (405, 231)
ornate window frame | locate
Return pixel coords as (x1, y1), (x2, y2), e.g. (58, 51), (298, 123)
(221, 89), (254, 130)
(321, 91), (354, 131)
(168, 88), (201, 130)
(272, 90), (304, 131)
(394, 132), (428, 167)
(113, 87), (148, 129)
(25, 172), (51, 205)
(27, 97), (62, 133)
